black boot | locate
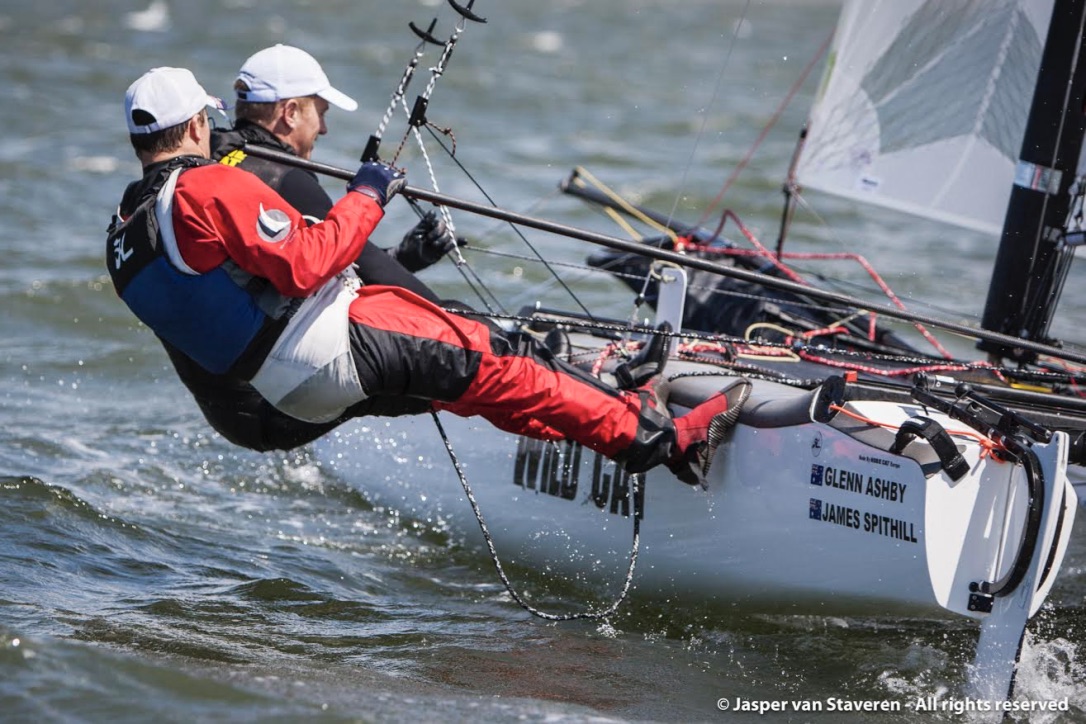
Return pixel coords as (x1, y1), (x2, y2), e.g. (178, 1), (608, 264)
(617, 377), (678, 474)
(618, 376), (752, 487)
(615, 322), (672, 390)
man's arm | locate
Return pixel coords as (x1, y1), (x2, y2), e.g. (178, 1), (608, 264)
(170, 164), (384, 297)
(277, 168), (334, 222)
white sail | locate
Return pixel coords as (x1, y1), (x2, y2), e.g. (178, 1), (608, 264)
(795, 0), (1056, 236)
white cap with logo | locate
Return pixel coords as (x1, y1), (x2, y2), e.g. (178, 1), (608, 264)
(235, 44), (358, 111)
(125, 67), (226, 134)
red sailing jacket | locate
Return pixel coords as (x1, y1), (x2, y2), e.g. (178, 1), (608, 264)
(168, 163), (384, 298)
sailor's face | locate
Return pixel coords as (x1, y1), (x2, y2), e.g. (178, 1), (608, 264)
(293, 96), (329, 160)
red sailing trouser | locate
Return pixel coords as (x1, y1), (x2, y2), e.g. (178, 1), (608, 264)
(346, 286), (641, 458)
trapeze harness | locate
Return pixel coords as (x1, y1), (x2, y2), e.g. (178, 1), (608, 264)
(106, 158), (369, 423)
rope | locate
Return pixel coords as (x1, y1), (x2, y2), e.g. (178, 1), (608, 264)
(827, 403), (1005, 460)
(369, 13), (642, 620)
(684, 224), (954, 359)
(470, 244), (916, 325)
(389, 17), (639, 622)
(369, 37), (429, 154)
(429, 410), (641, 621)
(689, 26), (833, 230)
(443, 306), (1079, 392)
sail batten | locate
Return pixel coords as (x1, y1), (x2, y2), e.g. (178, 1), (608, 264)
(795, 0), (1054, 236)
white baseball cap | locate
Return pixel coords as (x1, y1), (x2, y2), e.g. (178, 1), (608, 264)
(125, 67), (226, 134)
(235, 44), (358, 111)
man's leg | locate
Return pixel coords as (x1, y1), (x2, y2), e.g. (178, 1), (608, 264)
(347, 286), (639, 457)
(346, 285), (742, 481)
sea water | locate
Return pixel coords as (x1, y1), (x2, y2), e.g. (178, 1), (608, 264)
(1, 1), (1084, 721)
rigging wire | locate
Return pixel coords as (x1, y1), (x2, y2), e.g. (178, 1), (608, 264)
(386, 8), (513, 316)
(371, 5), (640, 621)
(376, 2), (596, 321)
(692, 29), (833, 232)
(423, 127), (597, 320)
(360, 19), (440, 164)
(687, 209), (955, 359)
(438, 304), (1086, 395)
(664, 0), (752, 231)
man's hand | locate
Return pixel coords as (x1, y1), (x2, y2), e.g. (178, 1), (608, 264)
(391, 210), (464, 272)
(348, 162), (405, 207)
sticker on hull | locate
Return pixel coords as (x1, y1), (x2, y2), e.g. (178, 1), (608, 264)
(810, 464), (907, 502)
(514, 438), (644, 519)
(809, 498), (918, 543)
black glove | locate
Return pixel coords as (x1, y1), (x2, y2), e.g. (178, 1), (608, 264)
(391, 210), (464, 272)
(347, 162), (405, 207)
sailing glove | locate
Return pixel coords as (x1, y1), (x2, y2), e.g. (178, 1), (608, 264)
(392, 210), (464, 272)
(348, 162), (405, 207)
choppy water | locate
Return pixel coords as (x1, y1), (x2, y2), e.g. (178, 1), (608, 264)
(2, 0), (1085, 722)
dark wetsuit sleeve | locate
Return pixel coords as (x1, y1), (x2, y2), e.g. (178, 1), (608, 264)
(275, 164), (444, 304)
(354, 242), (442, 304)
(277, 168), (334, 221)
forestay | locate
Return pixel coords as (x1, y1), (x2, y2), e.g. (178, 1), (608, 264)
(795, 0), (1055, 236)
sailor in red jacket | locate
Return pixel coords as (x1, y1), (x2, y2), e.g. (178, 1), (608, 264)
(106, 67), (745, 486)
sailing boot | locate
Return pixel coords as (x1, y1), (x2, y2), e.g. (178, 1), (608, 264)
(614, 322), (672, 390)
(619, 376), (751, 486)
(616, 376), (678, 474)
(542, 327), (572, 361)
(668, 379), (752, 486)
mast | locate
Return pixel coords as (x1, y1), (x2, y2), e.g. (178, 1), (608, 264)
(978, 0), (1086, 363)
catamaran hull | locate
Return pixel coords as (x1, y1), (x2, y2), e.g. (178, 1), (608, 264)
(316, 373), (1075, 623)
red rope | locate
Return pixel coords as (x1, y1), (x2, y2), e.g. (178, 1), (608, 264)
(828, 404), (1004, 460)
(683, 224), (955, 359)
(692, 31), (833, 229)
(1039, 356), (1086, 398)
(675, 31), (960, 360)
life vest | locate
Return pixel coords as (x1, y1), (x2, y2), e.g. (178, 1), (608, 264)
(106, 157), (294, 377)
(211, 122), (332, 223)
(212, 123), (293, 191)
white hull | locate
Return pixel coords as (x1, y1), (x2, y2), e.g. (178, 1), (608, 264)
(317, 366), (1076, 623)
(313, 254), (1079, 700)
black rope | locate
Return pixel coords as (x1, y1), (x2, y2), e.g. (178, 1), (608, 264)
(429, 410), (641, 621)
(374, 9), (637, 620)
(437, 307), (1086, 391)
